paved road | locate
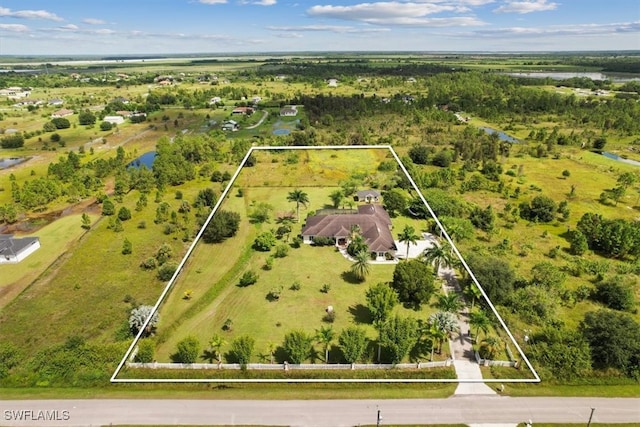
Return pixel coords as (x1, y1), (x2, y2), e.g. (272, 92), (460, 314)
(1, 397), (639, 426)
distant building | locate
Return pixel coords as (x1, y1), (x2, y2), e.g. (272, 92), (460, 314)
(48, 98), (64, 106)
(104, 116), (125, 125)
(0, 235), (40, 264)
(51, 108), (74, 118)
(280, 106), (298, 117)
(209, 96), (222, 105)
(327, 78), (338, 87)
(231, 106), (254, 115)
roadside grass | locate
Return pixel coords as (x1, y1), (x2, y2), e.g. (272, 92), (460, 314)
(0, 382), (456, 400)
(0, 213), (98, 308)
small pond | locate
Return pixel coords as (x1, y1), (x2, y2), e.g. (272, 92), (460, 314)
(478, 127), (519, 143)
(273, 128), (291, 136)
(0, 157), (28, 170)
(505, 72), (640, 83)
(127, 151), (156, 169)
(602, 151), (640, 167)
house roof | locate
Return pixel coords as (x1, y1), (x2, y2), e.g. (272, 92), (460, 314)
(0, 235), (39, 258)
(301, 205), (395, 252)
(357, 189), (380, 199)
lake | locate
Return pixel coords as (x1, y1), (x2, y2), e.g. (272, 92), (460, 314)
(478, 127), (519, 143)
(602, 151), (640, 167)
(506, 72), (640, 83)
(127, 151), (156, 169)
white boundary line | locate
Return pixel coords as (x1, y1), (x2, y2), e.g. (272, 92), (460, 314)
(111, 145), (540, 383)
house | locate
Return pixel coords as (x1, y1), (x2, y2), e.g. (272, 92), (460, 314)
(0, 235), (40, 264)
(280, 106), (298, 117)
(0, 87), (31, 99)
(104, 116), (125, 125)
(301, 204), (396, 261)
(48, 98), (64, 106)
(355, 190), (380, 203)
(252, 96), (261, 104)
(209, 96), (222, 105)
(327, 78), (338, 87)
(231, 106), (254, 115)
(113, 97), (129, 104)
(221, 120), (238, 131)
(51, 108), (74, 118)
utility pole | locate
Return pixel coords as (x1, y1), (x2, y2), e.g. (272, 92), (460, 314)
(376, 407), (382, 427)
(587, 407), (596, 427)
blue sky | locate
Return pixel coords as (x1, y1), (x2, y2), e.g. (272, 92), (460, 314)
(0, 0), (638, 55)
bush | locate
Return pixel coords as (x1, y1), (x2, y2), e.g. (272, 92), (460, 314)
(135, 339), (155, 363)
(253, 231), (276, 251)
(274, 244), (289, 258)
(239, 270), (258, 287)
(140, 257), (157, 270)
(157, 262), (178, 281)
(311, 236), (334, 246)
(51, 117), (71, 129)
(118, 207), (132, 221)
(174, 336), (200, 364)
(0, 133), (24, 149)
(100, 121), (113, 131)
(593, 277), (635, 312)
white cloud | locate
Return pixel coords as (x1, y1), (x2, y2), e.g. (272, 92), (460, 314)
(493, 0), (558, 14)
(306, 2), (487, 26)
(59, 24), (79, 30)
(198, 0), (228, 4)
(267, 24), (390, 33)
(460, 20), (640, 37)
(83, 18), (107, 25)
(0, 6), (63, 21)
(238, 0), (277, 4)
(0, 23), (29, 32)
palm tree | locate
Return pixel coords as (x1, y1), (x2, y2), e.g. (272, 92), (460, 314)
(209, 334), (227, 364)
(422, 242), (454, 274)
(350, 249), (371, 282)
(266, 342), (276, 364)
(397, 224), (419, 260)
(436, 293), (462, 313)
(479, 335), (501, 360)
(286, 189), (309, 223)
(463, 282), (482, 310)
(315, 326), (335, 363)
(424, 322), (447, 360)
(469, 310), (491, 341)
(427, 311), (458, 356)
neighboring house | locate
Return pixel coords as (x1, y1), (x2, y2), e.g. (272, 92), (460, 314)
(116, 110), (133, 118)
(327, 78), (338, 87)
(0, 235), (40, 264)
(406, 77), (417, 83)
(48, 98), (64, 106)
(103, 116), (125, 125)
(231, 106), (254, 115)
(221, 120), (238, 131)
(14, 99), (42, 107)
(113, 97), (129, 104)
(301, 204), (396, 260)
(252, 96), (261, 104)
(355, 190), (381, 203)
(280, 106), (298, 117)
(0, 87), (31, 99)
(51, 108), (74, 118)
(209, 96), (222, 105)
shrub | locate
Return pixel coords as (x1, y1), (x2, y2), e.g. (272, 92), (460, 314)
(253, 231), (276, 251)
(140, 257), (157, 270)
(135, 339), (155, 363)
(593, 277), (635, 312)
(290, 281), (301, 291)
(100, 121), (112, 131)
(117, 207), (132, 221)
(239, 270), (258, 287)
(311, 236), (334, 246)
(274, 244), (289, 258)
(157, 262), (178, 281)
(174, 336), (200, 364)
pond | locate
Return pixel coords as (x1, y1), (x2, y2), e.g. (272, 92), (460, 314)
(601, 151), (640, 167)
(127, 151), (156, 169)
(273, 128), (291, 136)
(478, 127), (519, 143)
(0, 157), (28, 170)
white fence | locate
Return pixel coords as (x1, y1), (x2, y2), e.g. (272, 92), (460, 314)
(126, 360), (452, 370)
(474, 351), (517, 368)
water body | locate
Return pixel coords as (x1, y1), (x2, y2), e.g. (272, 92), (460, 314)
(127, 151), (156, 169)
(478, 126), (519, 143)
(506, 72), (640, 83)
(0, 157), (27, 169)
(602, 151), (640, 167)
(273, 128), (291, 136)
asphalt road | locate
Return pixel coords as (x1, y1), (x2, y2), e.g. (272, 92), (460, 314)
(1, 396), (639, 426)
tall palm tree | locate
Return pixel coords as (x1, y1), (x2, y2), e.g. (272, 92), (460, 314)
(479, 335), (501, 360)
(209, 334), (227, 364)
(469, 310), (491, 341)
(463, 282), (482, 310)
(422, 242), (454, 274)
(425, 322), (447, 360)
(315, 326), (335, 363)
(397, 224), (419, 261)
(286, 189), (309, 223)
(436, 292), (462, 313)
(350, 249), (371, 282)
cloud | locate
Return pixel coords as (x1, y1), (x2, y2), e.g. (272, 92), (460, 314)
(267, 24), (390, 33)
(0, 6), (63, 21)
(59, 24), (79, 31)
(198, 0), (228, 3)
(238, 0), (277, 5)
(493, 0), (558, 14)
(306, 2), (487, 26)
(83, 18), (107, 25)
(0, 23), (29, 32)
(273, 32), (303, 38)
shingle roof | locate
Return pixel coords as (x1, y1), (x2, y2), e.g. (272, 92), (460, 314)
(0, 235), (39, 258)
(301, 205), (395, 252)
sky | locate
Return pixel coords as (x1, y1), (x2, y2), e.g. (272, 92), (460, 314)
(0, 0), (638, 55)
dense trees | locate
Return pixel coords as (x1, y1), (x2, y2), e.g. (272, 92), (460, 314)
(391, 260), (436, 307)
(577, 213), (640, 259)
(202, 210), (241, 243)
(465, 254), (515, 306)
(519, 195), (558, 223)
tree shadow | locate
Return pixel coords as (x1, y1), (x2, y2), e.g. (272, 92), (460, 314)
(410, 337), (433, 362)
(201, 349), (218, 364)
(274, 346), (288, 364)
(348, 303), (372, 324)
(341, 271), (364, 284)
